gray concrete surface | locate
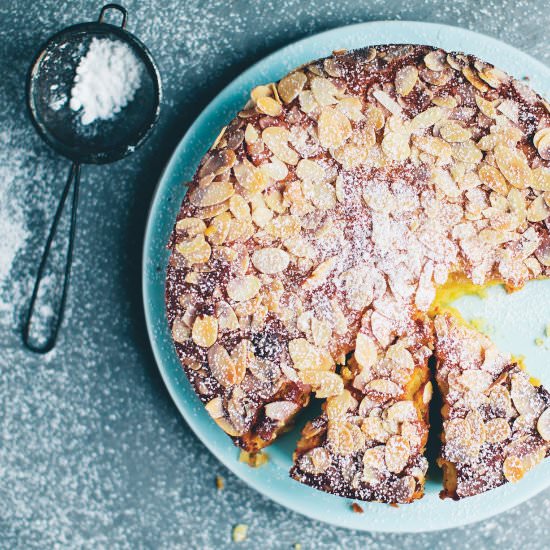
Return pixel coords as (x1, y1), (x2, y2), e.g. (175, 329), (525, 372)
(0, 0), (549, 548)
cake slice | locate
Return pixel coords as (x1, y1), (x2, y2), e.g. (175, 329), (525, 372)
(290, 319), (433, 504)
(434, 313), (550, 499)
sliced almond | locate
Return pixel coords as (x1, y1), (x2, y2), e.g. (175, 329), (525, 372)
(264, 400), (299, 422)
(256, 96), (282, 116)
(440, 121), (472, 143)
(458, 369), (493, 393)
(262, 127), (299, 165)
(355, 333), (377, 369)
(189, 180), (235, 207)
(327, 420), (365, 455)
(215, 301), (239, 331)
(300, 370), (343, 398)
(175, 234), (211, 264)
(171, 317), (190, 344)
(208, 343), (245, 387)
(503, 455), (525, 483)
(311, 77), (339, 106)
(395, 65), (418, 96)
(536, 408), (550, 441)
(450, 141), (483, 164)
(485, 417), (511, 443)
(277, 71), (307, 104)
(424, 50), (446, 71)
(318, 106), (352, 149)
(205, 396), (224, 419)
(226, 275), (261, 302)
(478, 164), (509, 195)
(384, 435), (410, 473)
(251, 247), (290, 274)
(382, 132), (410, 161)
(365, 378), (401, 397)
(495, 145), (532, 189)
(191, 315), (218, 348)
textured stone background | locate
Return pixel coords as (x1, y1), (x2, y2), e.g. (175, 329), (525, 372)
(0, 1), (549, 548)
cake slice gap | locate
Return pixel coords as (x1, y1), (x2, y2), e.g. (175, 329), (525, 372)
(434, 313), (550, 500)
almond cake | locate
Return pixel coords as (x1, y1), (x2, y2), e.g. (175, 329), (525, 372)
(165, 44), (550, 503)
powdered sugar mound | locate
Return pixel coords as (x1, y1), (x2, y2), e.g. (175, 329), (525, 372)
(70, 38), (142, 125)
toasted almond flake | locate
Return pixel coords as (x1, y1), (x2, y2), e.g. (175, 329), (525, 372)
(289, 338), (319, 370)
(336, 97), (365, 121)
(440, 121), (472, 143)
(475, 95), (498, 118)
(534, 129), (550, 160)
(372, 89), (402, 116)
(495, 145), (532, 189)
(424, 50), (447, 71)
(277, 71), (307, 104)
(262, 126), (299, 165)
(264, 400), (299, 421)
(311, 76), (339, 105)
(176, 217), (206, 237)
(244, 123), (259, 144)
(232, 524), (248, 543)
(251, 84), (272, 103)
(503, 455), (525, 482)
(302, 256), (337, 289)
(365, 378), (401, 397)
(423, 382), (433, 405)
(296, 158), (325, 183)
(485, 417), (511, 443)
(198, 149), (236, 178)
(300, 370), (343, 398)
(413, 135), (451, 158)
(171, 317), (190, 344)
(432, 95), (457, 108)
(205, 396), (224, 419)
(385, 401), (417, 423)
(189, 180), (235, 207)
(226, 275), (261, 302)
(532, 167), (550, 191)
(458, 369), (493, 392)
(318, 106), (352, 149)
(327, 421), (365, 455)
(537, 408), (550, 441)
(311, 317), (331, 348)
(234, 159), (270, 193)
(327, 390), (357, 420)
(479, 164), (509, 195)
(229, 194), (251, 221)
(191, 315), (218, 348)
(478, 66), (507, 88)
(215, 416), (243, 436)
(527, 195), (550, 222)
(355, 333), (377, 369)
(215, 301), (239, 331)
(395, 65), (418, 96)
(432, 167), (460, 198)
(265, 215), (301, 239)
(175, 234), (211, 264)
(450, 141), (483, 164)
(410, 107), (443, 130)
(251, 247), (290, 274)
(257, 96), (283, 116)
(382, 132), (410, 161)
(364, 104), (385, 129)
(384, 435), (410, 473)
(462, 66), (490, 92)
(507, 187), (527, 221)
(511, 373), (544, 416)
(208, 343), (245, 387)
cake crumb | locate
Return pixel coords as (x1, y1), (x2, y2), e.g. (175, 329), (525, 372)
(215, 475), (225, 490)
(232, 524), (248, 543)
(239, 450), (269, 468)
(535, 337), (544, 347)
(351, 502), (364, 513)
(294, 544), (302, 550)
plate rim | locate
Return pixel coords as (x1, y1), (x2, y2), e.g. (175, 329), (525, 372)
(143, 20), (550, 533)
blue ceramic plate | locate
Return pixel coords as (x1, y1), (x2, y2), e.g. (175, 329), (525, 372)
(143, 21), (550, 532)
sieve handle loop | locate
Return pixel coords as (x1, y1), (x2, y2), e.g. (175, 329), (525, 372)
(98, 4), (127, 28)
(22, 162), (81, 354)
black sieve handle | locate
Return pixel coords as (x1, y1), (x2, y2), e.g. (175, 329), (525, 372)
(22, 162), (81, 353)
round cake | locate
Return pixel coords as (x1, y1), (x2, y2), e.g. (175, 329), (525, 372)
(165, 44), (550, 503)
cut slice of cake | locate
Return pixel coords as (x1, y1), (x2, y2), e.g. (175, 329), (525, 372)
(434, 313), (550, 499)
(290, 319), (433, 504)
